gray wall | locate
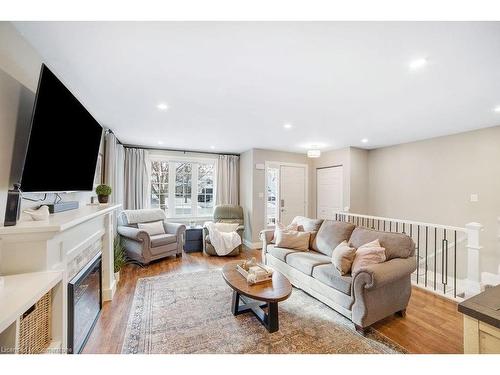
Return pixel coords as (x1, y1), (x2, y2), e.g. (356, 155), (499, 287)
(239, 148), (312, 244)
(0, 22), (97, 224)
(310, 147), (370, 216)
(349, 147), (369, 213)
(239, 150), (253, 242)
(367, 125), (500, 274)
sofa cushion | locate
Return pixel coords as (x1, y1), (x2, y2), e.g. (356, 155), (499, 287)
(150, 233), (177, 247)
(312, 220), (356, 256)
(348, 227), (415, 260)
(285, 251), (331, 276)
(312, 264), (352, 295)
(268, 245), (300, 262)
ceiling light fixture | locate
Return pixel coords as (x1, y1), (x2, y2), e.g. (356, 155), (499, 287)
(210, 145), (215, 150)
(283, 123), (293, 129)
(361, 138), (368, 143)
(157, 102), (169, 111)
(307, 146), (321, 158)
(158, 141), (164, 145)
(494, 106), (500, 113)
(409, 58), (427, 70)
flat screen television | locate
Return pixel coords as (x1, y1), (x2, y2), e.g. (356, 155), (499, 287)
(20, 64), (103, 192)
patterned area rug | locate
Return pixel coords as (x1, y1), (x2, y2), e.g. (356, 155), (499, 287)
(121, 269), (406, 354)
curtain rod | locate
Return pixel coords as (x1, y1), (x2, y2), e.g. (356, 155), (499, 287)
(122, 143), (240, 157)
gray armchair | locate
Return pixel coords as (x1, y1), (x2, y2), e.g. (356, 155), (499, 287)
(203, 204), (244, 256)
(117, 209), (186, 265)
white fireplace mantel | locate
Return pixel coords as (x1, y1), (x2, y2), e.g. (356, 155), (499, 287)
(0, 204), (121, 352)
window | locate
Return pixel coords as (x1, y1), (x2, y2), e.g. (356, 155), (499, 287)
(175, 162), (192, 216)
(197, 163), (214, 217)
(151, 161), (169, 213)
(150, 158), (215, 218)
(266, 166), (279, 225)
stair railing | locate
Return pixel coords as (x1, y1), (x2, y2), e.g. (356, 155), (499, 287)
(333, 212), (483, 300)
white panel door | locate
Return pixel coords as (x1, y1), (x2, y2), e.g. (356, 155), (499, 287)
(316, 166), (343, 219)
(279, 165), (306, 225)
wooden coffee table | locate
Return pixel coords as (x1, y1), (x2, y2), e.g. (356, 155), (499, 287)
(221, 261), (292, 333)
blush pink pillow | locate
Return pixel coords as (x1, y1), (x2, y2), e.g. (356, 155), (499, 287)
(351, 239), (386, 275)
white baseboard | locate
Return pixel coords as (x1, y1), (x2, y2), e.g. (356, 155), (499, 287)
(103, 279), (116, 301)
(243, 239), (262, 249)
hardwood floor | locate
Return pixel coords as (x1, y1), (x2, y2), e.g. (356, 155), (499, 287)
(83, 246), (463, 354)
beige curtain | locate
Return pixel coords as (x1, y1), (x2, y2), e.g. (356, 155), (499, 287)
(215, 154), (239, 205)
(104, 131), (124, 206)
(124, 147), (149, 210)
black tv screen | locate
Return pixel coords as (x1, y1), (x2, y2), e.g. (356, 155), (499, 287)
(20, 65), (103, 192)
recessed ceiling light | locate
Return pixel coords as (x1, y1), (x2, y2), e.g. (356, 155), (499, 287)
(409, 58), (427, 70)
(158, 141), (163, 145)
(157, 102), (169, 111)
(494, 106), (500, 113)
(210, 145), (215, 150)
(361, 138), (368, 143)
(283, 123), (293, 129)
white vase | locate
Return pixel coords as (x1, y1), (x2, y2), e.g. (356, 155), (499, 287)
(114, 271), (120, 284)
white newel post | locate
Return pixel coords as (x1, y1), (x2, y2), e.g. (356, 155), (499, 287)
(102, 212), (116, 301)
(465, 222), (483, 298)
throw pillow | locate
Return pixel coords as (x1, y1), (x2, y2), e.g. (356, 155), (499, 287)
(331, 240), (356, 275)
(138, 220), (166, 236)
(273, 222), (299, 243)
(275, 230), (310, 251)
(351, 239), (386, 275)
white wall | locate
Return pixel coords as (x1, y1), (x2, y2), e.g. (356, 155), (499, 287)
(0, 22), (98, 225)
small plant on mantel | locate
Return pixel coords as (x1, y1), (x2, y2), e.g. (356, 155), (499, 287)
(113, 235), (127, 283)
(95, 184), (112, 204)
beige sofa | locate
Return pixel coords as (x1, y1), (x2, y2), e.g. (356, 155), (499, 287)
(260, 216), (416, 332)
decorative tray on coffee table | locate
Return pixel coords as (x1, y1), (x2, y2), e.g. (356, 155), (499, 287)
(236, 258), (273, 284)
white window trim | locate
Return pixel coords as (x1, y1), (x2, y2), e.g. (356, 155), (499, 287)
(149, 154), (216, 220)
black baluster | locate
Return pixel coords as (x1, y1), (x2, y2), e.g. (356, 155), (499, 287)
(434, 227), (437, 291)
(454, 231), (457, 299)
(416, 225), (420, 285)
(425, 226), (428, 287)
(442, 229), (448, 295)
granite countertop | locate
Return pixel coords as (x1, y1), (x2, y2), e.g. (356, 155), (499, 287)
(458, 285), (500, 329)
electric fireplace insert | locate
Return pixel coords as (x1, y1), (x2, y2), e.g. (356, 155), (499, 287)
(67, 252), (102, 354)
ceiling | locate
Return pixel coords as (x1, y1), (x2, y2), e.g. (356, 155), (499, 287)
(13, 21), (500, 154)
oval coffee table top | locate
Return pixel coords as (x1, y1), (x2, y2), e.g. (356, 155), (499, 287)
(221, 261), (292, 303)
